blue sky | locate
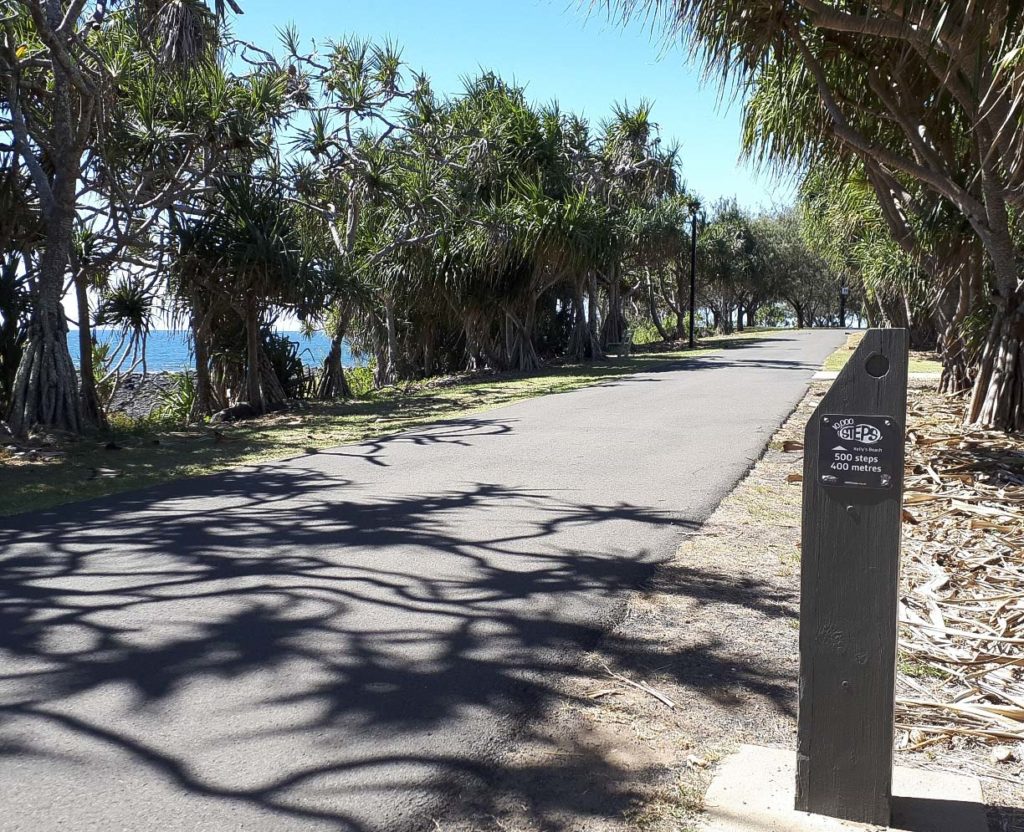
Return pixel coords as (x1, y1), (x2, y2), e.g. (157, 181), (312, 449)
(231, 0), (791, 209)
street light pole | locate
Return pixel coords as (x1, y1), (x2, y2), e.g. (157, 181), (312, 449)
(688, 208), (698, 349)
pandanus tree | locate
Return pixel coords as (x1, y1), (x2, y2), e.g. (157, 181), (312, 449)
(323, 72), (610, 376)
(429, 75), (582, 372)
(694, 198), (767, 333)
(1, 0), (114, 434)
(627, 201), (692, 346)
(289, 61), (694, 379)
(73, 50), (288, 423)
(468, 175), (610, 371)
(215, 31), (698, 387)
(623, 195), (691, 343)
(754, 205), (848, 330)
(173, 174), (311, 414)
(615, 0), (1024, 429)
(0, 0), (286, 435)
(241, 32), (454, 382)
(248, 33), (442, 260)
(798, 165), (938, 342)
(290, 216), (371, 401)
(593, 102), (683, 347)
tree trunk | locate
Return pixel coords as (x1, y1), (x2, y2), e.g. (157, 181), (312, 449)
(587, 275), (601, 348)
(934, 268), (974, 395)
(647, 272), (672, 341)
(0, 255), (27, 411)
(568, 278), (603, 360)
(7, 4), (87, 436)
(674, 260), (687, 340)
(716, 306), (734, 335)
(380, 297), (399, 384)
(74, 269), (106, 429)
(422, 329), (434, 377)
(463, 307), (490, 371)
(600, 268), (628, 346)
(938, 333), (972, 394)
(7, 217), (82, 436)
(862, 293), (880, 328)
(736, 305), (745, 332)
(317, 311), (353, 400)
(878, 292), (909, 330)
(258, 345), (288, 408)
(967, 296), (1024, 431)
(786, 300), (806, 329)
(507, 302), (541, 371)
(190, 308), (214, 420)
(372, 317), (389, 387)
(244, 299), (264, 412)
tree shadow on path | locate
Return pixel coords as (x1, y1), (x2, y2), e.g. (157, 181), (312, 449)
(2, 426), (797, 831)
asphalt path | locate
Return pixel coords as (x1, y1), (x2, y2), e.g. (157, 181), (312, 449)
(0, 329), (845, 831)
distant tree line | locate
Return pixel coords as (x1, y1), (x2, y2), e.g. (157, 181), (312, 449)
(618, 0), (1024, 430)
(652, 199), (858, 336)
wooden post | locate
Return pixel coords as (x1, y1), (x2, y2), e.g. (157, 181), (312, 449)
(688, 210), (698, 349)
(796, 328), (909, 825)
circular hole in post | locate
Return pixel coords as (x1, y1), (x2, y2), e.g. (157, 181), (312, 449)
(865, 353), (890, 378)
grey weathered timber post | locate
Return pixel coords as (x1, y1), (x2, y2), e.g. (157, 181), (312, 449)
(796, 328), (909, 825)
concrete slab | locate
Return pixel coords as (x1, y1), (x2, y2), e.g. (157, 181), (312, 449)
(702, 745), (987, 832)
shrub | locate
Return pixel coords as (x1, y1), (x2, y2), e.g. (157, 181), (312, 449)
(345, 365), (375, 398)
(158, 371), (197, 424)
(264, 331), (305, 398)
(92, 340), (115, 405)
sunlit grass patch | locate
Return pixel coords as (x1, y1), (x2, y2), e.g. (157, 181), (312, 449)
(823, 330), (942, 374)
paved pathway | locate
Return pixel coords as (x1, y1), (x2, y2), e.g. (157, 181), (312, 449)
(0, 330), (845, 831)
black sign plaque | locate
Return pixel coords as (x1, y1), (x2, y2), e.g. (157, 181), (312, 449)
(817, 414), (901, 489)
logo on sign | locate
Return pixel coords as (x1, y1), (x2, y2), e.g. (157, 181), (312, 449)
(832, 417), (882, 444)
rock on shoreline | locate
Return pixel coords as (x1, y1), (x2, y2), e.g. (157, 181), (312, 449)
(106, 373), (180, 420)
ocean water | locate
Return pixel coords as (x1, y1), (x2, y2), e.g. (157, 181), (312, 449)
(68, 329), (358, 373)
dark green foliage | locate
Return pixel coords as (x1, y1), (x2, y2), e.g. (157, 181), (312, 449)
(263, 332), (305, 400)
(159, 371), (198, 424)
(91, 341), (116, 407)
(613, 0), (1024, 428)
(96, 279), (154, 337)
(0, 258), (29, 414)
(344, 366), (376, 398)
